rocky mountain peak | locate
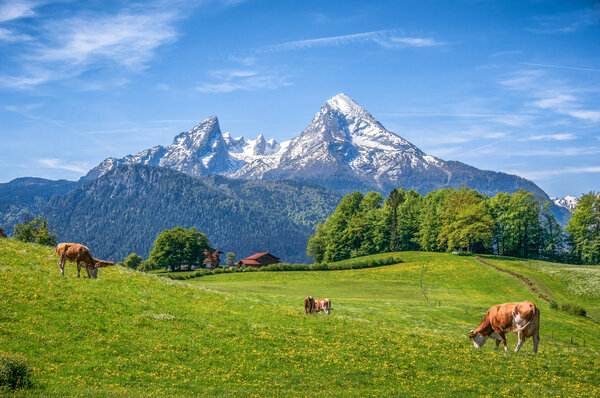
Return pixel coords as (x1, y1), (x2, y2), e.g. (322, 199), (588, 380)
(171, 115), (221, 151)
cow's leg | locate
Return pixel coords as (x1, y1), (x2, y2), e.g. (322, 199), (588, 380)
(58, 257), (65, 276)
(514, 331), (525, 353)
(533, 330), (540, 354)
(76, 262), (82, 278)
(494, 339), (501, 351)
(497, 331), (508, 352)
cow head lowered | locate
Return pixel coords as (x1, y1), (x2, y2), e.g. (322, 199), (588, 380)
(469, 329), (501, 348)
(86, 259), (115, 279)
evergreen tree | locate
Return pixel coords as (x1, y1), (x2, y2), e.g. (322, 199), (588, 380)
(488, 192), (511, 255)
(386, 188), (405, 252)
(566, 192), (600, 265)
(540, 202), (564, 261)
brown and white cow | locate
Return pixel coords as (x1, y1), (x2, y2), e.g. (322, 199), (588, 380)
(314, 298), (331, 315)
(304, 296), (331, 315)
(469, 301), (540, 353)
(52, 243), (114, 278)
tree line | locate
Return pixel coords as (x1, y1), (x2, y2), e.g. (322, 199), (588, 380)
(307, 187), (599, 265)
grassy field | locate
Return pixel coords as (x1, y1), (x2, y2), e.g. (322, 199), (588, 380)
(1, 239), (599, 396)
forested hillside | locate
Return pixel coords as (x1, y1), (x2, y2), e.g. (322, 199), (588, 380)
(0, 178), (79, 233)
(42, 165), (341, 262)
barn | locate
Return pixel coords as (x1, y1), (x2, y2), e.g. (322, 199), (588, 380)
(237, 252), (280, 267)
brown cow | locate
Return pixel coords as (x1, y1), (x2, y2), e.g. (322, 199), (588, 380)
(52, 243), (114, 278)
(469, 301), (540, 353)
(304, 296), (331, 315)
(304, 296), (315, 314)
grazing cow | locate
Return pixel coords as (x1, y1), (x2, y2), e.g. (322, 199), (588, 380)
(304, 296), (315, 314)
(52, 243), (114, 278)
(314, 298), (331, 315)
(469, 301), (540, 353)
(304, 296), (331, 315)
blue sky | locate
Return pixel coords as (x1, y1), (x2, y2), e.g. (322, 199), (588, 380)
(0, 0), (598, 198)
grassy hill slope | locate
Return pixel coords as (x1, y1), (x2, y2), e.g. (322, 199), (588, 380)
(1, 239), (599, 397)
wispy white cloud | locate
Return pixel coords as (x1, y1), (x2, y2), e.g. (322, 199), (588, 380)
(256, 30), (444, 52)
(0, 0), (36, 23)
(0, 27), (32, 42)
(33, 12), (178, 70)
(500, 70), (600, 123)
(523, 133), (576, 141)
(529, 7), (600, 34)
(38, 158), (88, 173)
(507, 147), (600, 157)
(196, 69), (292, 93)
(508, 166), (600, 180)
(521, 62), (600, 73)
(485, 132), (507, 139)
(0, 1), (247, 89)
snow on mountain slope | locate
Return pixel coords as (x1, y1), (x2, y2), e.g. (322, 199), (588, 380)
(551, 195), (578, 211)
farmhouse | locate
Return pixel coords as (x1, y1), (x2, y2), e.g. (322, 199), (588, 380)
(237, 252), (280, 267)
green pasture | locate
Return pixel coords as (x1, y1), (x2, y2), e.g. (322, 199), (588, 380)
(1, 239), (599, 397)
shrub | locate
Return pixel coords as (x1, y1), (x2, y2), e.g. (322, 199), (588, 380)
(549, 301), (559, 310)
(0, 353), (33, 390)
(157, 253), (402, 280)
(560, 303), (586, 317)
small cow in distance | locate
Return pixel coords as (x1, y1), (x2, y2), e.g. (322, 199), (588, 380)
(304, 296), (331, 315)
(469, 301), (540, 353)
(51, 243), (114, 278)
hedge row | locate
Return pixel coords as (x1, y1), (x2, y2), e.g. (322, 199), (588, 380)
(161, 254), (403, 281)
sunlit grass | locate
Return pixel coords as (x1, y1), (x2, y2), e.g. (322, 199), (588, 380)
(1, 239), (599, 396)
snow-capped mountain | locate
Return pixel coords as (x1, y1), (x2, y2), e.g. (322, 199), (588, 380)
(84, 116), (280, 181)
(551, 195), (578, 211)
(82, 93), (563, 220)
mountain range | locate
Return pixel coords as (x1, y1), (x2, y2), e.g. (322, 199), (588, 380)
(84, 93), (570, 222)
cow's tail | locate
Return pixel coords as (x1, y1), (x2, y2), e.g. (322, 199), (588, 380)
(45, 248), (57, 258)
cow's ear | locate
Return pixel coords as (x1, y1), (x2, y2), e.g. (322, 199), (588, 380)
(468, 330), (477, 338)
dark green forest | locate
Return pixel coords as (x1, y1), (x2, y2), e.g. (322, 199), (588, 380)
(40, 165), (342, 263)
(307, 187), (599, 265)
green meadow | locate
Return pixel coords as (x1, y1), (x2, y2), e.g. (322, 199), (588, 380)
(1, 239), (599, 397)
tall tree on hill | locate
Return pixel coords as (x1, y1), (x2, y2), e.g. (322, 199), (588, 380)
(323, 191), (364, 262)
(566, 192), (600, 265)
(386, 188), (404, 252)
(539, 202), (564, 261)
(149, 227), (211, 271)
(438, 187), (494, 252)
(417, 189), (452, 252)
(488, 192), (511, 255)
(396, 190), (422, 251)
(503, 190), (542, 258)
(355, 191), (385, 257)
(307, 222), (327, 263)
